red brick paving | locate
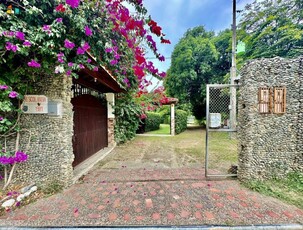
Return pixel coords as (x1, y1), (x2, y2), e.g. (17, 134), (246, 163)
(0, 167), (302, 227)
(205, 211), (215, 220)
(108, 213), (118, 221)
(152, 213), (161, 220)
(195, 211), (202, 220)
(145, 198), (153, 208)
(167, 213), (175, 220)
(43, 214), (60, 220)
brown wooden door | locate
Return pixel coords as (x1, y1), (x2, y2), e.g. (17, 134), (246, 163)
(72, 94), (108, 167)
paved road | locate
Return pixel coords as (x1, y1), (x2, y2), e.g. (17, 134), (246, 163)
(0, 167), (302, 227)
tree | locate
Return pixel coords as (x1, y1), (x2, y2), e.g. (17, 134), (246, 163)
(238, 0), (303, 61)
(164, 26), (231, 119)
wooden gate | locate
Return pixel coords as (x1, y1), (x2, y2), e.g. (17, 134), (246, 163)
(72, 94), (108, 167)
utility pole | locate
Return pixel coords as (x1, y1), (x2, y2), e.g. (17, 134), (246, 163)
(230, 0), (237, 130)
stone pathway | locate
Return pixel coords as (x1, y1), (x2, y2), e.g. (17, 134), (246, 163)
(0, 167), (302, 227)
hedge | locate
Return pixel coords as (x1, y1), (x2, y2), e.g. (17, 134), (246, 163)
(175, 109), (188, 134)
(145, 112), (162, 132)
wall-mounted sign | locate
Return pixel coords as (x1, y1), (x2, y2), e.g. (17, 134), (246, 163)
(22, 95), (48, 114)
(209, 113), (221, 128)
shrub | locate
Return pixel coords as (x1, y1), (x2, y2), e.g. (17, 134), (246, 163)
(145, 112), (162, 132)
(157, 105), (170, 123)
(175, 109), (187, 134)
(163, 114), (170, 124)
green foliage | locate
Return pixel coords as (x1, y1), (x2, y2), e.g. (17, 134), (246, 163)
(175, 109), (187, 134)
(243, 171), (303, 209)
(145, 112), (161, 132)
(0, 85), (21, 134)
(237, 0), (303, 66)
(164, 26), (231, 120)
(165, 0), (303, 121)
(157, 105), (170, 123)
(114, 93), (142, 144)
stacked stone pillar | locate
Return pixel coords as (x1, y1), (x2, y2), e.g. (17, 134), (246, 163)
(238, 56), (303, 181)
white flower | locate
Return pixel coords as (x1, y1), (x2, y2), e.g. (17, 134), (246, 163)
(55, 66), (64, 74)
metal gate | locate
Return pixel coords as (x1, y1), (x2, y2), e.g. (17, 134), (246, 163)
(205, 84), (239, 178)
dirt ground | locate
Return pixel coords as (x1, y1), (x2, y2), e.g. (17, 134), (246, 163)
(99, 126), (205, 169)
(98, 126), (237, 174)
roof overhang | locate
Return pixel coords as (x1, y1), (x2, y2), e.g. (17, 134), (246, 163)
(74, 52), (125, 93)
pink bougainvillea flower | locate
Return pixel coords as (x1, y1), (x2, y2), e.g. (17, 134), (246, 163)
(68, 62), (74, 67)
(42, 25), (51, 32)
(82, 42), (90, 51)
(158, 55), (165, 62)
(105, 48), (112, 53)
(66, 70), (72, 76)
(14, 151), (28, 162)
(56, 4), (66, 12)
(84, 26), (92, 36)
(161, 38), (171, 44)
(0, 116), (3, 121)
(5, 42), (18, 52)
(76, 47), (85, 55)
(15, 31), (25, 41)
(114, 54), (120, 60)
(135, 54), (145, 65)
(123, 77), (129, 86)
(2, 31), (14, 37)
(73, 208), (79, 217)
(87, 58), (92, 63)
(23, 40), (32, 47)
(133, 65), (145, 78)
(56, 18), (63, 23)
(93, 66), (98, 71)
(146, 35), (157, 51)
(27, 60), (41, 68)
(0, 85), (9, 90)
(148, 20), (162, 36)
(57, 53), (65, 63)
(66, 0), (80, 8)
(78, 64), (85, 69)
(64, 39), (75, 49)
(8, 91), (18, 98)
(110, 59), (118, 65)
(159, 72), (166, 78)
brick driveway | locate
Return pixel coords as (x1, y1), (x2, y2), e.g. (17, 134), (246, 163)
(0, 167), (302, 227)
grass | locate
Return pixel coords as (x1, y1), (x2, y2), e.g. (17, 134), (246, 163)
(145, 124), (170, 135)
(243, 171), (303, 209)
(141, 127), (238, 173)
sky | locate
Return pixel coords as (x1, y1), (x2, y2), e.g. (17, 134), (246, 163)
(139, 0), (257, 90)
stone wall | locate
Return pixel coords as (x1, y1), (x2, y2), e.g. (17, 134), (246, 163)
(238, 56), (303, 181)
(9, 75), (74, 187)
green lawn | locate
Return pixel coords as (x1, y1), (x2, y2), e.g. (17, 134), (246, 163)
(243, 171), (303, 210)
(145, 124), (170, 135)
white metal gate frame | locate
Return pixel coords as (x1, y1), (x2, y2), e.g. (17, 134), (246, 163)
(205, 84), (239, 178)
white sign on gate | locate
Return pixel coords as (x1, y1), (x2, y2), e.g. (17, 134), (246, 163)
(22, 95), (48, 114)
